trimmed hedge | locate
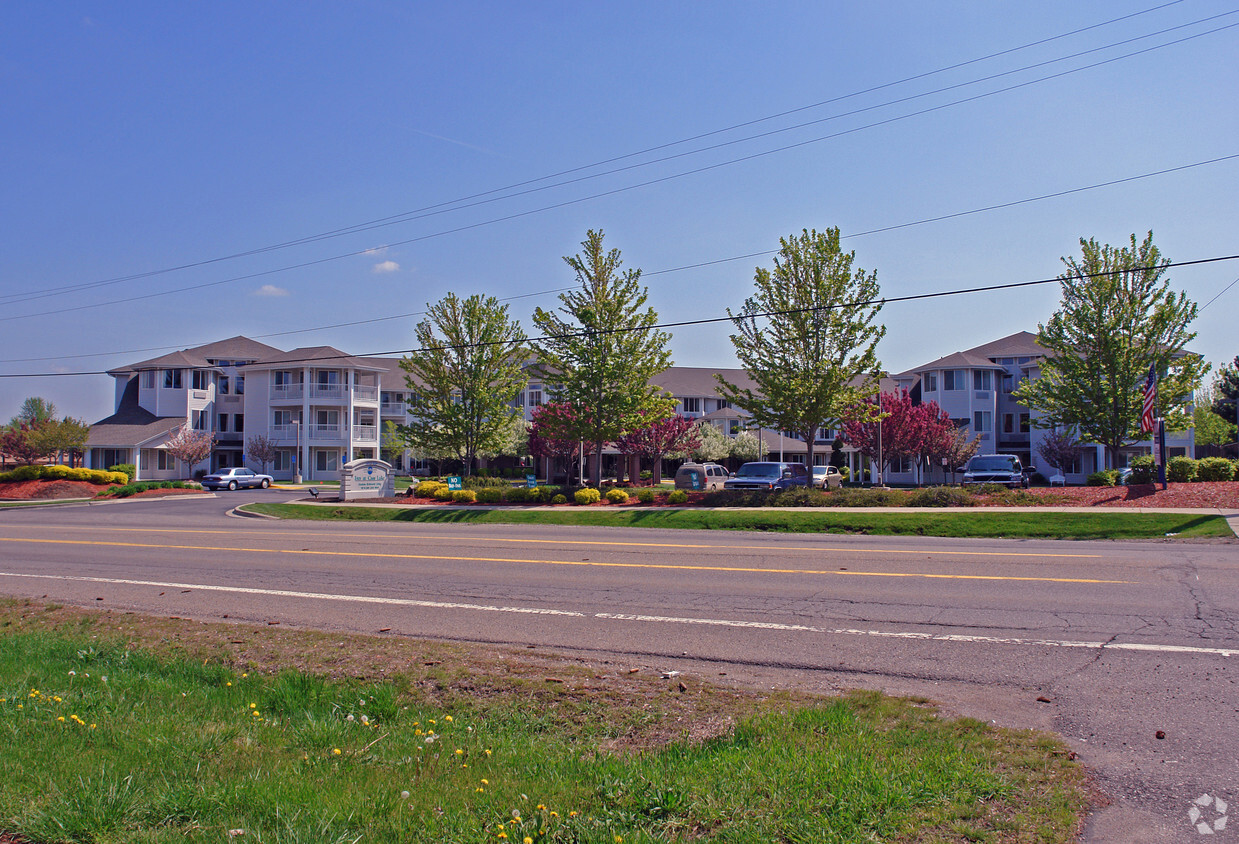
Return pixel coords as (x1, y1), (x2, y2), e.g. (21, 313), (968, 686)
(604, 488), (631, 505)
(98, 481), (200, 499)
(574, 488), (601, 505)
(450, 489), (477, 504)
(1086, 470), (1119, 487)
(666, 489), (688, 505)
(108, 464), (136, 485)
(1197, 457), (1236, 482)
(0, 465), (127, 486)
(1128, 455), (1156, 485)
(1167, 456), (1197, 483)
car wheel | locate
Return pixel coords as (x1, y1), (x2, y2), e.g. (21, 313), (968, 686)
(261, 479), (270, 489)
(227, 480), (237, 491)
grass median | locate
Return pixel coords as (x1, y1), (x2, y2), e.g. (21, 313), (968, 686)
(0, 598), (1089, 843)
(242, 502), (1233, 540)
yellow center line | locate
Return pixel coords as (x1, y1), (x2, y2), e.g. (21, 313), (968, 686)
(0, 536), (1132, 584)
(2, 524), (1104, 559)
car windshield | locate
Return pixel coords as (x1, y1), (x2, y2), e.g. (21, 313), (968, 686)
(735, 463), (781, 478)
(969, 457), (1017, 472)
(812, 467), (827, 475)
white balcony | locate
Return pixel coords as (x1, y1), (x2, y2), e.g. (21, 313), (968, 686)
(270, 385), (304, 402)
(380, 402), (407, 416)
(271, 424), (299, 441)
(353, 384), (378, 401)
(353, 424), (378, 442)
(309, 424), (344, 440)
(310, 385), (345, 400)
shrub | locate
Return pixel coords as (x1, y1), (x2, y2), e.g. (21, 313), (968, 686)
(432, 487), (454, 501)
(475, 487), (504, 504)
(1029, 472), (1048, 486)
(605, 488), (631, 505)
(108, 463), (136, 484)
(666, 489), (688, 505)
(574, 488), (601, 505)
(635, 488), (656, 504)
(830, 487), (910, 507)
(1128, 455), (1156, 485)
(1197, 457), (1236, 482)
(767, 487), (829, 507)
(451, 489), (477, 504)
(1167, 456), (1198, 483)
(907, 486), (974, 508)
(1086, 470), (1119, 487)
(551, 494), (568, 505)
(414, 480), (445, 498)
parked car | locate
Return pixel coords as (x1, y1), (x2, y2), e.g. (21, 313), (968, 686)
(723, 462), (809, 491)
(202, 467), (273, 491)
(961, 454), (1029, 489)
(674, 462), (729, 491)
(811, 465), (844, 489)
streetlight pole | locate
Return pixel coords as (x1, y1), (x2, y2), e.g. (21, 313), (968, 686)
(293, 419), (302, 484)
(876, 388), (884, 488)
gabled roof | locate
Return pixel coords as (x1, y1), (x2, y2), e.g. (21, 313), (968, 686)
(651, 366), (756, 396)
(896, 351), (1007, 377)
(87, 378), (184, 448)
(108, 336), (283, 375)
(244, 346), (387, 371)
(962, 331), (1046, 360)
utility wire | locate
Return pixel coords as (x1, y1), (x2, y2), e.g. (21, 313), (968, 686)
(4, 254), (1235, 378)
(4, 154), (1238, 365)
(0, 0), (1190, 305)
(4, 20), (1236, 326)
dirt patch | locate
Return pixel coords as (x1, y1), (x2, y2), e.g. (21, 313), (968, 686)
(0, 479), (108, 500)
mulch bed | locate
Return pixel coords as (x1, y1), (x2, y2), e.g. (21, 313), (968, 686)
(0, 480), (209, 501)
(349, 482), (1239, 510)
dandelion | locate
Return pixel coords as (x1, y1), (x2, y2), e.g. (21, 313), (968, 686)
(400, 790), (410, 800)
(90, 724), (96, 729)
(347, 714), (355, 722)
(512, 810), (521, 820)
(455, 749), (463, 756)
(101, 676), (107, 683)
(445, 715), (453, 722)
(476, 787), (484, 793)
(569, 811), (578, 818)
(250, 703), (257, 709)
(241, 673), (247, 678)
(481, 779), (489, 786)
(429, 719), (436, 725)
(524, 837), (533, 844)
(56, 716), (65, 722)
(360, 715), (369, 725)
(537, 804), (546, 811)
(615, 837), (623, 843)
(550, 811), (559, 818)
(226, 682), (232, 687)
(251, 711), (261, 718)
(53, 696), (62, 703)
(332, 748), (342, 756)
(496, 834), (507, 840)
(424, 735), (437, 745)
(485, 749), (493, 756)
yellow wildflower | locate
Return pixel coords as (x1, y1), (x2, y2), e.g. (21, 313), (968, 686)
(332, 748), (341, 756)
(481, 779), (489, 785)
(56, 716), (65, 722)
(445, 715), (453, 722)
(524, 837), (533, 844)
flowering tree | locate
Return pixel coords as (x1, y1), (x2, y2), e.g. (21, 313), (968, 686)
(1, 421), (52, 465)
(528, 403), (583, 483)
(842, 390), (955, 485)
(615, 413), (700, 484)
(246, 434), (279, 474)
(164, 425), (216, 478)
(729, 430), (764, 463)
(682, 419), (732, 464)
(1037, 427), (1085, 475)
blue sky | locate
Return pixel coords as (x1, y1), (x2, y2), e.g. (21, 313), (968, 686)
(2, 1), (1236, 422)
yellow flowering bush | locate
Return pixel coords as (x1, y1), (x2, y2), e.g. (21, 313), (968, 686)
(573, 488), (601, 506)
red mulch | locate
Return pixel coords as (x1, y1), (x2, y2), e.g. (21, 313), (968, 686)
(0, 480), (209, 501)
(0, 479), (106, 500)
(980, 482), (1239, 509)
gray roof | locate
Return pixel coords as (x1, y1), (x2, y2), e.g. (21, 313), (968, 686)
(896, 351), (1007, 377)
(109, 336), (283, 375)
(962, 331), (1046, 360)
(651, 367), (757, 396)
(243, 346), (388, 371)
(87, 378), (185, 448)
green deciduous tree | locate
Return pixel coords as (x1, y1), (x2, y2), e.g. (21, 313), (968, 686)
(1194, 405), (1236, 450)
(530, 230), (675, 487)
(395, 293), (527, 476)
(716, 228), (885, 469)
(1014, 232), (1205, 468)
(1210, 356), (1239, 428)
(10, 397), (56, 427)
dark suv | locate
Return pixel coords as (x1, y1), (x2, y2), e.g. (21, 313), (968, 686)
(962, 454), (1029, 489)
(723, 461), (809, 491)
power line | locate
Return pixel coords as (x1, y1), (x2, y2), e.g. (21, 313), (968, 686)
(0, 0), (1190, 306)
(4, 19), (1236, 325)
(5, 153), (1238, 365)
(5, 254), (1235, 378)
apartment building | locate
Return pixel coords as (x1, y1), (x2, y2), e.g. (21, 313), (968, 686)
(86, 331), (1192, 484)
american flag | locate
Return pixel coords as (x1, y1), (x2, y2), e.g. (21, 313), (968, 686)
(1141, 364), (1156, 434)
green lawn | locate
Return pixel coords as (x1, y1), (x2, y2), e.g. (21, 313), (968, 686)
(0, 599), (1089, 843)
(243, 501), (1233, 540)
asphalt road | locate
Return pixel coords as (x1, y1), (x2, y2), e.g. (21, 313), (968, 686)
(1, 491), (1237, 842)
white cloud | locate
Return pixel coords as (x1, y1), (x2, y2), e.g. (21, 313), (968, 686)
(253, 284), (289, 297)
(363, 246), (388, 256)
(372, 260), (400, 274)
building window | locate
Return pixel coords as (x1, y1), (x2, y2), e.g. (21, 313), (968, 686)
(923, 372), (937, 392)
(317, 370), (339, 387)
(943, 370), (966, 391)
(1003, 414), (1014, 434)
(235, 414), (244, 433)
(1020, 413), (1030, 433)
(191, 370), (210, 390)
(275, 451), (293, 471)
(163, 369), (182, 389)
(716, 399), (730, 410)
(528, 390), (543, 407)
(973, 411), (992, 433)
(218, 414), (229, 433)
(235, 375), (244, 395)
(729, 420), (741, 435)
(1001, 373), (1013, 393)
(217, 375), (229, 394)
(141, 371), (155, 389)
(191, 410), (207, 431)
(315, 450), (338, 472)
(274, 370), (292, 387)
(973, 370), (993, 391)
(682, 397), (702, 413)
(158, 450), (174, 471)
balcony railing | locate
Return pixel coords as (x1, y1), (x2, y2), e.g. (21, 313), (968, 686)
(310, 385), (345, 400)
(353, 424), (378, 442)
(353, 385), (378, 401)
(270, 385), (304, 401)
(271, 424), (299, 440)
(309, 424), (344, 440)
(380, 401), (407, 416)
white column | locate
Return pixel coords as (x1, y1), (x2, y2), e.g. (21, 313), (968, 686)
(346, 368), (355, 465)
(301, 366), (311, 480)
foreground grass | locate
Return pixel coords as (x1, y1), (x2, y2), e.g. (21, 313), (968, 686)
(243, 502), (1232, 540)
(0, 599), (1089, 843)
